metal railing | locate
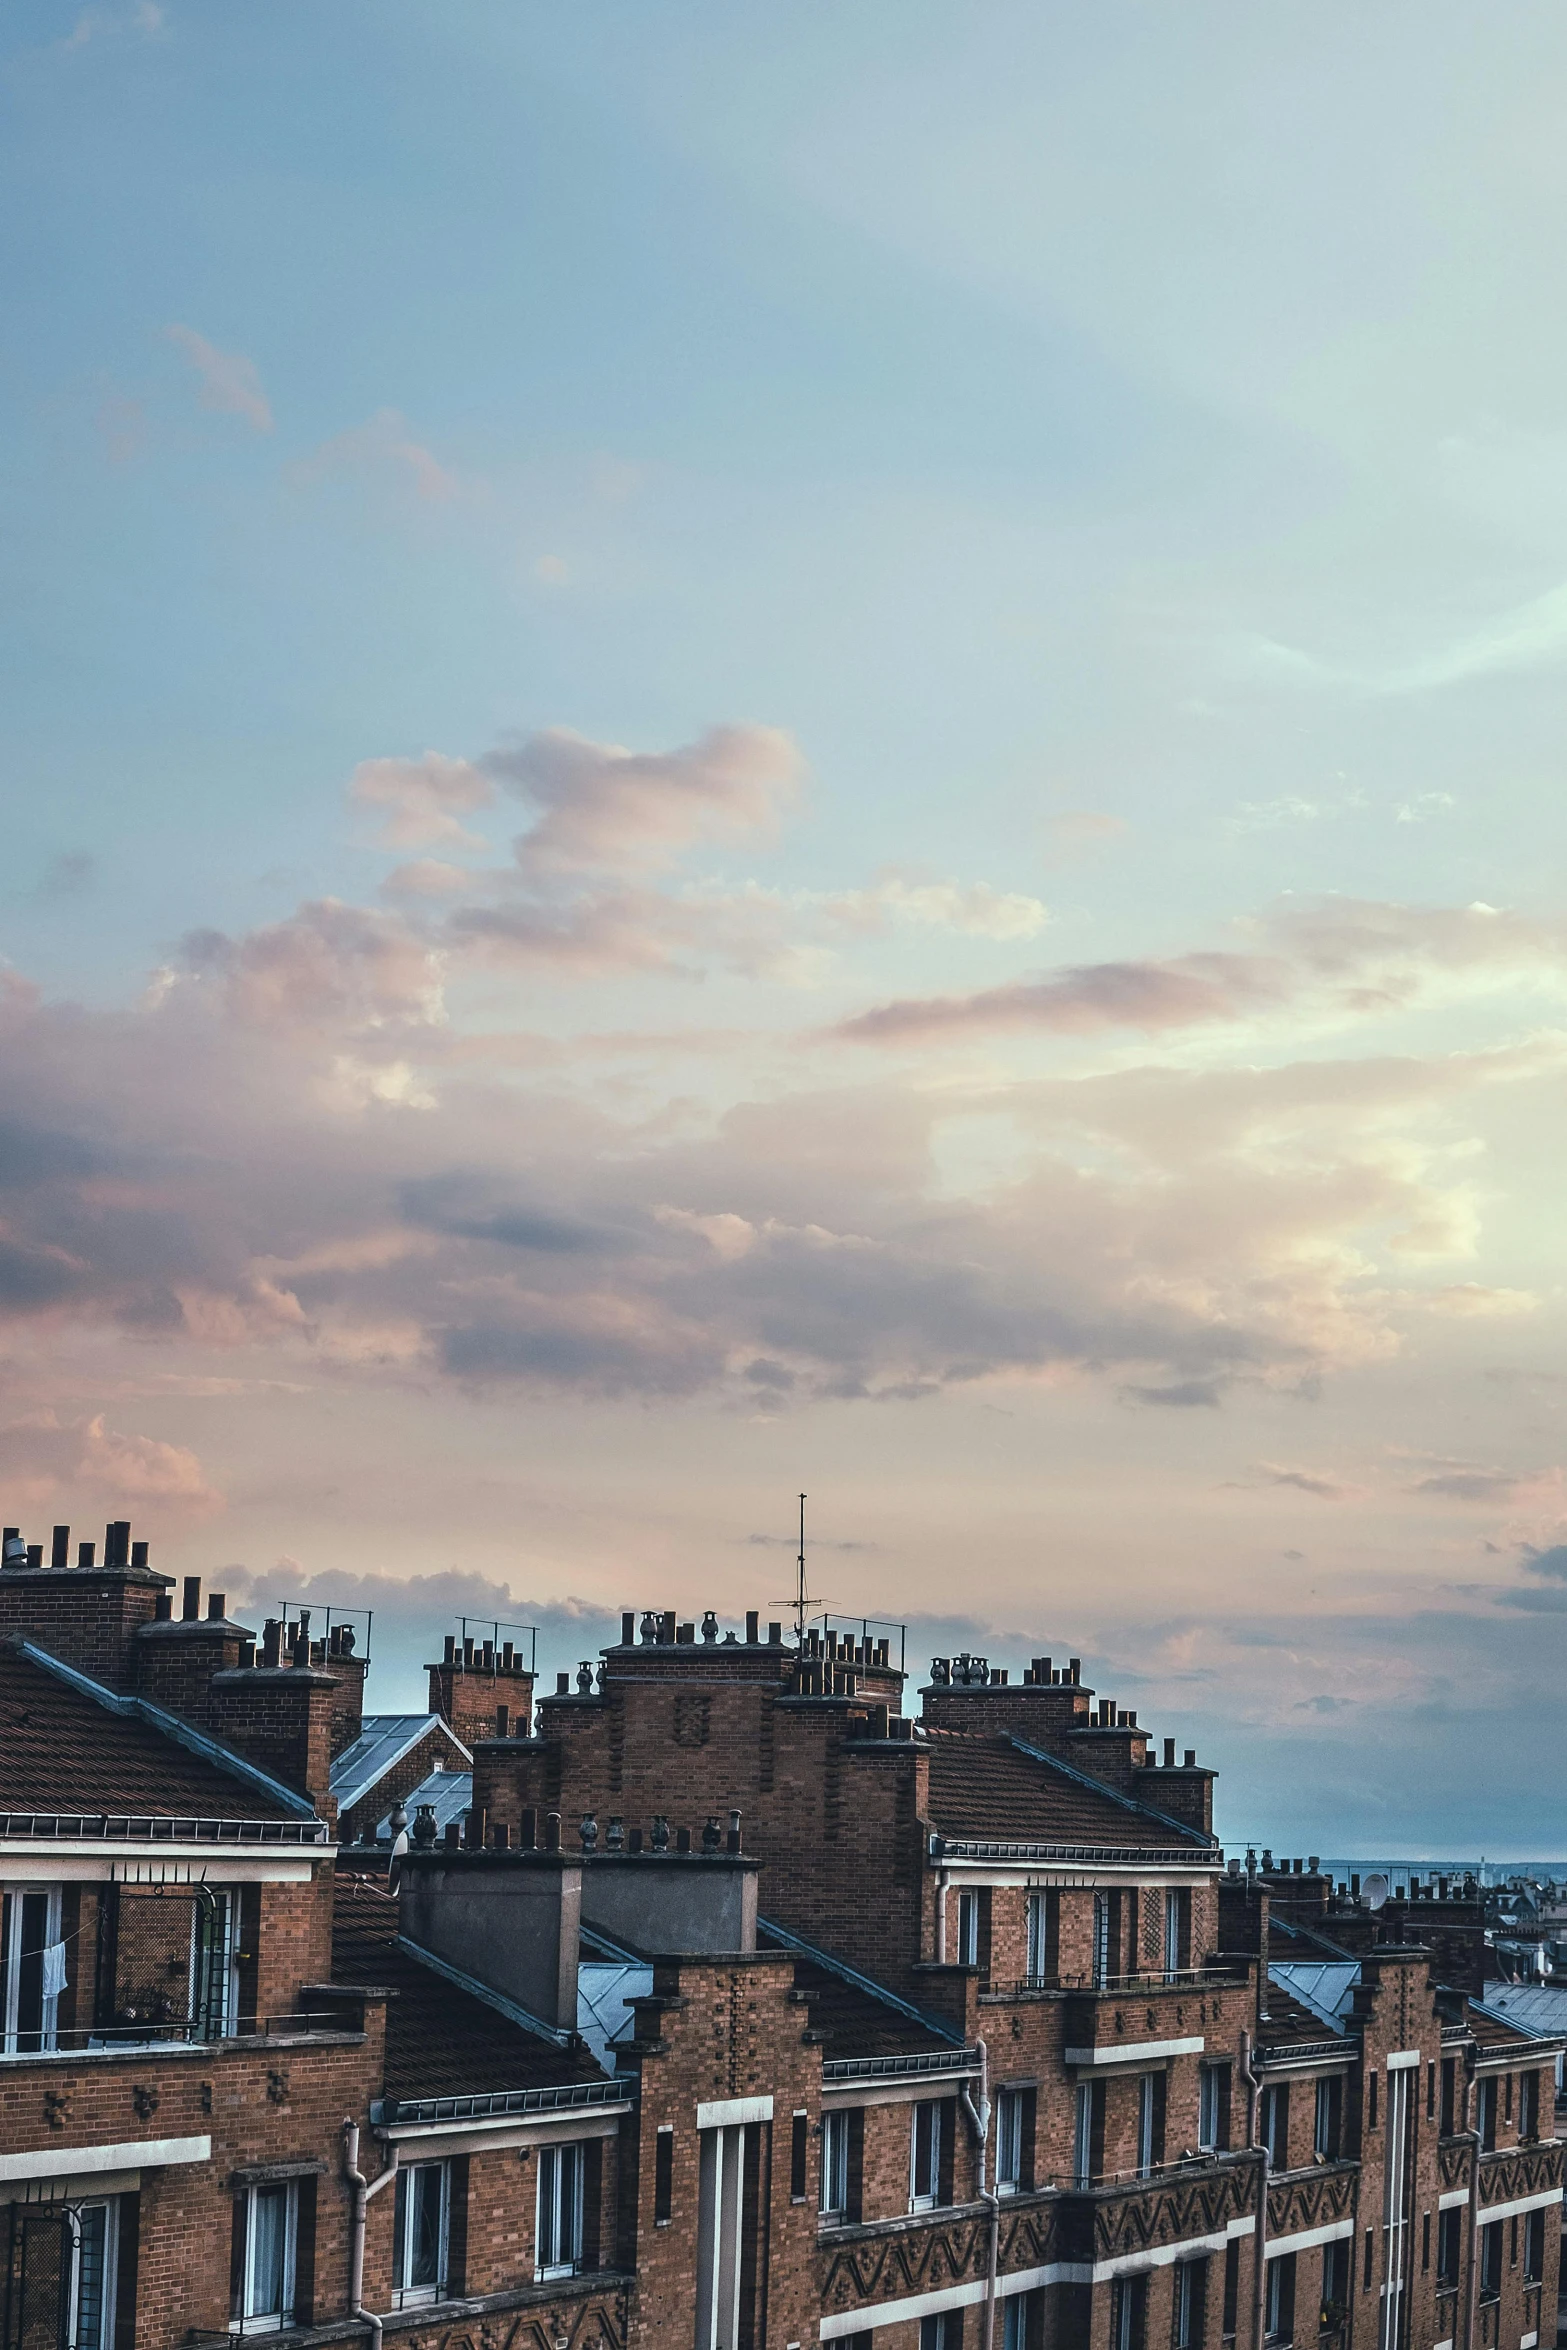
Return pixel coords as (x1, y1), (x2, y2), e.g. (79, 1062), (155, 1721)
(986, 1965), (1245, 1998)
(931, 1837), (1218, 1867)
(0, 1813), (328, 1844)
(0, 2011), (363, 2057)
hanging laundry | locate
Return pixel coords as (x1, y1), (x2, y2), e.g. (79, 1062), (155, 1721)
(41, 1942), (67, 2001)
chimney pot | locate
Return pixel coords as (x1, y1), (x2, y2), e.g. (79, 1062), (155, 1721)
(25, 1546), (41, 1570)
(606, 1815), (624, 1852)
(443, 1635), (455, 1665)
(462, 1637), (475, 1668)
(580, 1813), (599, 1851)
(702, 1815), (722, 1853)
(701, 1610), (719, 1643)
(640, 1611), (658, 1644)
(555, 1672), (569, 1695)
(544, 1811), (562, 1851)
(768, 1622), (781, 1645)
(650, 1815), (670, 1852)
(50, 1526), (69, 1572)
(77, 1541), (94, 1569)
(745, 1609), (759, 1644)
(492, 1822), (510, 1849)
(208, 1593), (225, 1621)
(1184, 1749), (1196, 1768)
(628, 1826), (644, 1853)
(676, 1826), (692, 1854)
(1068, 1657), (1081, 1683)
(444, 1822), (461, 1849)
(520, 1808), (537, 1849)
(677, 1621), (695, 1645)
(621, 1612), (636, 1647)
(501, 1640), (514, 1669)
(1308, 1855), (1320, 1873)
(727, 1809), (742, 1854)
(130, 1540), (148, 1570)
(154, 1591), (173, 1621)
(481, 1640), (494, 1670)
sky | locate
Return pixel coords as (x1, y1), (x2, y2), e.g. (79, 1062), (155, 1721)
(6, 3), (1567, 1855)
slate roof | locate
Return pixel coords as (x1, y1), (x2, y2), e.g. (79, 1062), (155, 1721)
(331, 1714), (469, 1813)
(0, 1640), (308, 1819)
(331, 1874), (605, 2103)
(758, 1918), (958, 2056)
(1258, 1982), (1346, 2048)
(375, 1766), (472, 1843)
(1474, 1982), (1567, 2041)
(1467, 2000), (1553, 2052)
(922, 1730), (1212, 1850)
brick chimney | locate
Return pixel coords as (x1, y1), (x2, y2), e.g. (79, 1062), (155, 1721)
(399, 1848), (581, 2030)
(0, 1519), (172, 1688)
(209, 1610), (340, 1817)
(428, 1631), (536, 1746)
(132, 1576), (254, 1727)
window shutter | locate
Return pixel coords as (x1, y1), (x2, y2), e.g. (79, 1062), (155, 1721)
(581, 2140), (603, 2271)
(446, 2156), (469, 2297)
(293, 2177), (317, 2324)
(113, 2194), (140, 2350)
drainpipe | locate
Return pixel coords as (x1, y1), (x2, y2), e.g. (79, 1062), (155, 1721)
(1461, 2042), (1483, 2350)
(343, 2118), (399, 2350)
(1239, 2028), (1267, 2350)
(960, 2037), (998, 2350)
(936, 1871), (950, 1966)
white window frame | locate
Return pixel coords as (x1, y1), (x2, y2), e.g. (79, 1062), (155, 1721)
(956, 1891), (979, 1968)
(67, 2197), (119, 2350)
(1173, 2257), (1199, 2350)
(1002, 2295), (1031, 2350)
(1136, 2073), (1156, 2179)
(1092, 1891), (1112, 1988)
(1265, 2251), (1292, 2343)
(393, 2159), (451, 2308)
(1163, 1888), (1185, 1980)
(235, 2179), (298, 2336)
(996, 2086), (1023, 2194)
(1073, 2080), (1095, 2189)
(189, 1888), (239, 2041)
(1313, 2073), (1340, 2159)
(536, 2141), (585, 2282)
(1198, 2064), (1220, 2153)
(909, 2099), (942, 2212)
(820, 2109), (849, 2219)
(1, 1885), (63, 2056)
(1024, 1891), (1051, 1986)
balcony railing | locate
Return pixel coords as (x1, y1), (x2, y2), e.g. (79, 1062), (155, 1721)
(986, 1965), (1244, 1998)
(931, 1835), (1217, 1867)
(0, 2012), (363, 2057)
(0, 1813), (328, 1844)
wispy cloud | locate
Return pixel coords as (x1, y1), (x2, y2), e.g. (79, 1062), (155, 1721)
(292, 408), (459, 501)
(166, 325), (273, 432)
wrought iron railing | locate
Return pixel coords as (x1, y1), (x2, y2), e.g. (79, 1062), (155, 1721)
(0, 1813), (328, 1844)
(380, 2077), (635, 2125)
(822, 2047), (982, 2085)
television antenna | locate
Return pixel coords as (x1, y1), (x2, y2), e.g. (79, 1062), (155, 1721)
(768, 1493), (832, 1647)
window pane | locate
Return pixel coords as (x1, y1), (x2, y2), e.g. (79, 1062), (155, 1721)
(72, 2207), (109, 2350)
(409, 2167), (443, 2288)
(248, 2186), (289, 2318)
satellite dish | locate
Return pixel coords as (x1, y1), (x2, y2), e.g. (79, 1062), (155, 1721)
(1363, 1873), (1390, 1912)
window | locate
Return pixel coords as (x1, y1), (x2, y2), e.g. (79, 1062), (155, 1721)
(392, 2162), (448, 2307)
(1320, 2238), (1349, 2327)
(1264, 2252), (1295, 2345)
(789, 2112), (807, 2203)
(536, 2143), (584, 2280)
(1001, 2293), (1038, 2350)
(1163, 1889), (1190, 1978)
(910, 2100), (942, 2211)
(821, 2110), (849, 2219)
(957, 1891), (979, 1968)
(1518, 2069), (1539, 2141)
(1, 1889), (61, 2055)
(654, 2126), (673, 2225)
(996, 2087), (1033, 2195)
(1074, 2080), (1104, 2188)
(1313, 2074), (1342, 2160)
(1476, 2076), (1497, 2151)
(1437, 2209), (1461, 2287)
(1440, 2058), (1456, 2135)
(1092, 1892), (1115, 1988)
(920, 2317), (962, 2350)
(696, 2123), (753, 2350)
(1136, 2073), (1165, 2178)
(1222, 2241), (1239, 2340)
(1479, 2221), (1502, 2302)
(1259, 2082), (1289, 2169)
(1173, 2258), (1206, 2350)
(231, 2181), (299, 2335)
(1025, 1891), (1058, 1986)
(1110, 2274), (1145, 2350)
(69, 2200), (118, 2350)
(1524, 2208), (1545, 2285)
(1199, 2062), (1231, 2153)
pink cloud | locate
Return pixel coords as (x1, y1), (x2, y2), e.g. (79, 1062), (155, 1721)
(166, 325), (274, 432)
(489, 724), (801, 879)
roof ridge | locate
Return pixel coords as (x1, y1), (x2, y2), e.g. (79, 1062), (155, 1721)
(1004, 1732), (1217, 1848)
(392, 1933), (574, 2047)
(10, 1638), (317, 1821)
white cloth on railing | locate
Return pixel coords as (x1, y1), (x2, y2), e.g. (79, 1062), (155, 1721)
(41, 1942), (67, 2000)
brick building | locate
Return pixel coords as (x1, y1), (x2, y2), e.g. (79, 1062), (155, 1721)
(0, 1521), (1558, 2350)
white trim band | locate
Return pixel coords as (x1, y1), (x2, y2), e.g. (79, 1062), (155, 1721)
(1065, 2037), (1204, 2067)
(696, 2097), (773, 2130)
(1439, 2190), (1470, 2211)
(1387, 2051), (1422, 2072)
(0, 2135), (210, 2183)
(1266, 2219), (1355, 2258)
(1477, 2188), (1563, 2224)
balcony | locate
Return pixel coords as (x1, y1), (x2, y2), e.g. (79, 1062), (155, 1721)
(1054, 2153), (1257, 2267)
(1477, 2139), (1564, 2210)
(1046, 1970), (1247, 2062)
(1267, 2159), (1358, 2243)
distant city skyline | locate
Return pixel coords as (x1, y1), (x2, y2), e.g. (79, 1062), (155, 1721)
(5, 3), (1567, 1849)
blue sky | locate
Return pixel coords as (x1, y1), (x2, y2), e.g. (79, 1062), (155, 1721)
(6, 2), (1567, 1851)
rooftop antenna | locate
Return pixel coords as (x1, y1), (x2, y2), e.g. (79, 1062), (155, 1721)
(769, 1492), (831, 1648)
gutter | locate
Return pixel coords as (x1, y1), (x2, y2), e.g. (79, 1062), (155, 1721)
(959, 2037), (998, 2350)
(342, 2120), (398, 2350)
(1239, 2028), (1267, 2350)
